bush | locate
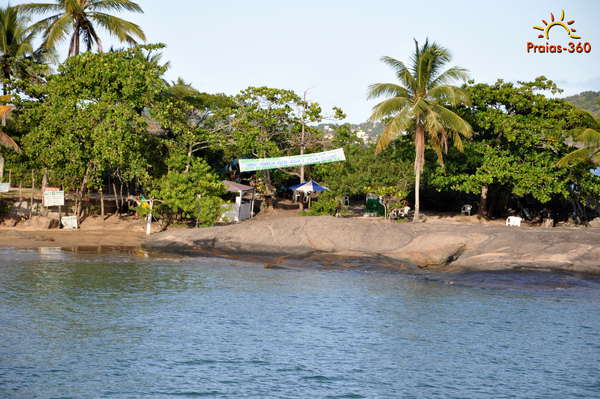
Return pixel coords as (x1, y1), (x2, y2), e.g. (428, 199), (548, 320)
(301, 191), (342, 216)
(152, 154), (225, 227)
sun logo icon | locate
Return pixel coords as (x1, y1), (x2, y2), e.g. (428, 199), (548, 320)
(533, 10), (581, 40)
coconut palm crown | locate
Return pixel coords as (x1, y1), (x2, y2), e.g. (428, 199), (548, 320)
(368, 39), (472, 222)
(0, 6), (35, 84)
(17, 0), (146, 57)
(557, 127), (600, 167)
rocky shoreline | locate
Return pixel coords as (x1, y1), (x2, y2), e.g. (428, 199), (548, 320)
(143, 216), (600, 274)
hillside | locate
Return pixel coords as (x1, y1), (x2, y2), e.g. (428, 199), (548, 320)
(564, 91), (600, 117)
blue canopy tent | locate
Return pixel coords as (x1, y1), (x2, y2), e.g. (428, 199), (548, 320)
(288, 180), (328, 208)
(288, 180), (328, 193)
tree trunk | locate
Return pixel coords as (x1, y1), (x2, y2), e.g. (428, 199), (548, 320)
(29, 170), (35, 219)
(76, 165), (91, 223)
(479, 184), (489, 217)
(41, 169), (48, 216)
(112, 181), (119, 214)
(0, 154), (4, 181)
(412, 123), (425, 223)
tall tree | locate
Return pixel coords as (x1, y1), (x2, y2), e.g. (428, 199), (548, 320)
(368, 39), (472, 221)
(18, 0), (146, 57)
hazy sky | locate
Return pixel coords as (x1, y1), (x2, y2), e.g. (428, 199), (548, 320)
(6, 0), (600, 122)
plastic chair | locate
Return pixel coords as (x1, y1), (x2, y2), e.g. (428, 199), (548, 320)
(461, 204), (472, 216)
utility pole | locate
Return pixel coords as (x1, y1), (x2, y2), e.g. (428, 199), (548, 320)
(299, 89), (309, 184)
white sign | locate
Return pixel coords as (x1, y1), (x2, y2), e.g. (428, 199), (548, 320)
(0, 183), (9, 193)
(43, 190), (64, 207)
(61, 216), (78, 229)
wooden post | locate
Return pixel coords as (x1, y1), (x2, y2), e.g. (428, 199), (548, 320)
(100, 188), (105, 218)
(29, 170), (35, 218)
(145, 200), (153, 236)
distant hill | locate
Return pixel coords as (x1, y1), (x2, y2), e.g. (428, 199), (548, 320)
(317, 121), (384, 142)
(564, 91), (600, 117)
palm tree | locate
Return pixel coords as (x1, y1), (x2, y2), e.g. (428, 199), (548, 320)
(557, 128), (600, 167)
(0, 6), (37, 93)
(18, 0), (146, 57)
(368, 39), (472, 222)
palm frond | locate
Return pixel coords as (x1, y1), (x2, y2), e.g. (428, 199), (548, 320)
(368, 97), (410, 121)
(91, 0), (143, 13)
(0, 130), (20, 152)
(430, 66), (470, 87)
(380, 56), (416, 91)
(375, 108), (412, 153)
(367, 83), (409, 100)
(429, 85), (470, 107)
(40, 14), (72, 51)
(556, 147), (598, 167)
(90, 11), (146, 42)
(14, 3), (63, 16)
(430, 104), (473, 138)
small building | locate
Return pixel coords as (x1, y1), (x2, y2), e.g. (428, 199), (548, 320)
(221, 180), (256, 222)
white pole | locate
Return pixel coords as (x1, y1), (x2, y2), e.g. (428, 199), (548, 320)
(145, 200), (153, 236)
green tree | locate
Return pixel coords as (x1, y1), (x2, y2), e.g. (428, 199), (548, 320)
(313, 125), (414, 199)
(368, 39), (472, 221)
(154, 77), (236, 173)
(18, 0), (146, 57)
(430, 78), (600, 218)
(18, 45), (167, 218)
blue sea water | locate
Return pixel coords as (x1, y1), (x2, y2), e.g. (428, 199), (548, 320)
(0, 247), (599, 399)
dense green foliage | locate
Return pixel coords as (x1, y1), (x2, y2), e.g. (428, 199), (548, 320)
(429, 78), (600, 218)
(18, 46), (166, 190)
(152, 154), (224, 227)
(0, 1), (599, 226)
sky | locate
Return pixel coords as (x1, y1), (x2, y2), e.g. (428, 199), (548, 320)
(5, 0), (600, 122)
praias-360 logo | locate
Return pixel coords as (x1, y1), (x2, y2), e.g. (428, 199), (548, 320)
(526, 9), (591, 54)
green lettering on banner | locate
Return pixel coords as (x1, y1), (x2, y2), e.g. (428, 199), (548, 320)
(239, 148), (346, 172)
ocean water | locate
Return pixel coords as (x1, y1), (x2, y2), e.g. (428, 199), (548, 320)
(0, 247), (599, 399)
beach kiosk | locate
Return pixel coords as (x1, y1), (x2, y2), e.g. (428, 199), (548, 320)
(221, 180), (256, 222)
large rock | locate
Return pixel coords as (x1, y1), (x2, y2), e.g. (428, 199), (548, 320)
(21, 216), (60, 229)
(144, 216), (600, 274)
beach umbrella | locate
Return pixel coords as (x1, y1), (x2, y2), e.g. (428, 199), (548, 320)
(288, 180), (328, 193)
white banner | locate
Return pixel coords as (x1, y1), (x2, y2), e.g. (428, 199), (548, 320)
(0, 183), (9, 193)
(239, 148), (346, 172)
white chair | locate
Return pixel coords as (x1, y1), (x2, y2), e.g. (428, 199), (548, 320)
(506, 216), (522, 227)
(461, 204), (472, 216)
